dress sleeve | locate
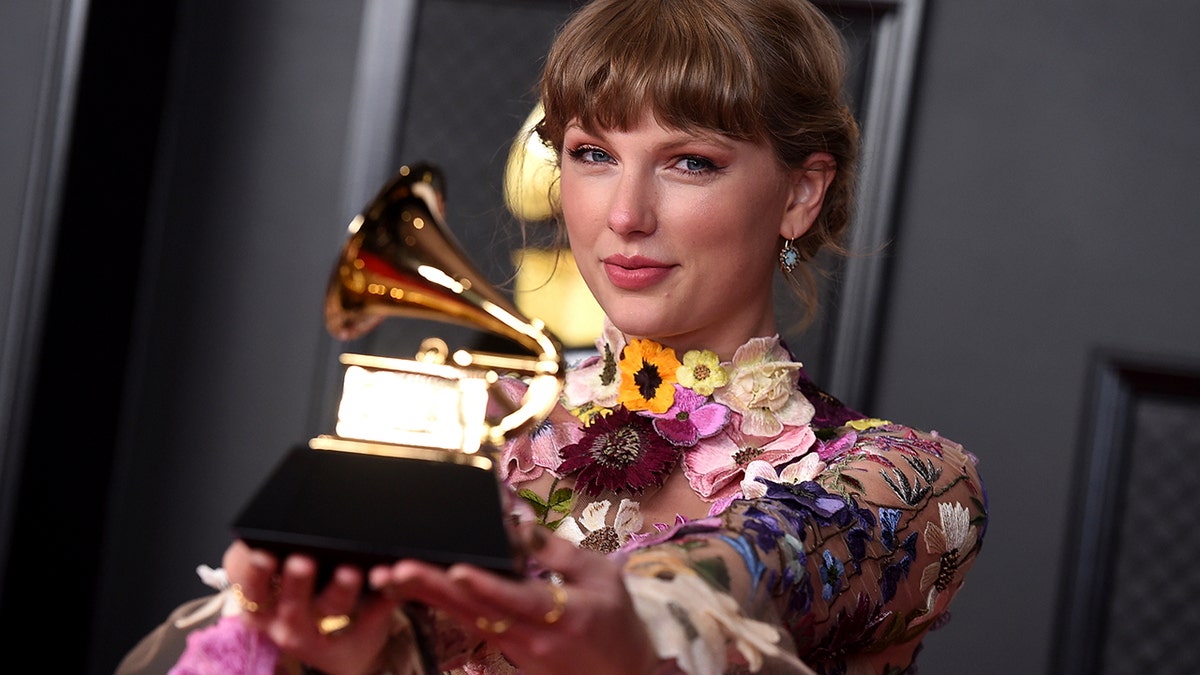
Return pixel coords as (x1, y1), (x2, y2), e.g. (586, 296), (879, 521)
(618, 420), (987, 675)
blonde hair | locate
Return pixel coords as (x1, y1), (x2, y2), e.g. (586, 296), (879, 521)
(534, 0), (860, 321)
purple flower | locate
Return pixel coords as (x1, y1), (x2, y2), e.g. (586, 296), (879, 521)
(645, 384), (731, 446)
(819, 549), (845, 601)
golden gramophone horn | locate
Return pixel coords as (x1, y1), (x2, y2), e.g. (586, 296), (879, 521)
(233, 163), (560, 577)
(323, 163), (563, 449)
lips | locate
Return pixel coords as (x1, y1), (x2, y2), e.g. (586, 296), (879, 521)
(602, 254), (674, 291)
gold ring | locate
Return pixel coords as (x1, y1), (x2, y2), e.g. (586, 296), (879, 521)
(543, 582), (568, 625)
(230, 583), (260, 613)
(318, 614), (352, 636)
(475, 616), (511, 634)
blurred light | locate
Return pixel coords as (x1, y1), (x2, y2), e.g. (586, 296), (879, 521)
(512, 247), (603, 348)
(503, 102), (559, 222)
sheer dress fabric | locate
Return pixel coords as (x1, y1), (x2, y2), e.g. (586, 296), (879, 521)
(417, 329), (988, 675)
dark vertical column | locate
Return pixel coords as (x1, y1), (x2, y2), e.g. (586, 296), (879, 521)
(0, 0), (177, 671)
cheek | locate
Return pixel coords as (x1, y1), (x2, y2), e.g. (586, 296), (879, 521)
(562, 208), (595, 253)
(682, 200), (779, 257)
(558, 177), (597, 242)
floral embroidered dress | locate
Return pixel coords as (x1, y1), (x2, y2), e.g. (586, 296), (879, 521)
(446, 320), (988, 675)
(148, 320), (987, 675)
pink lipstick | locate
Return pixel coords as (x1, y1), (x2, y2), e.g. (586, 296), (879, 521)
(603, 254), (674, 291)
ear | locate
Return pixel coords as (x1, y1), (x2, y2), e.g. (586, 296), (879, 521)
(779, 152), (836, 241)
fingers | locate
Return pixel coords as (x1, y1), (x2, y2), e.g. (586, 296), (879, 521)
(223, 540), (280, 616)
(270, 556), (375, 639)
(518, 522), (605, 584)
(379, 556), (571, 643)
(380, 559), (476, 614)
(219, 544), (407, 675)
(372, 540), (661, 675)
(271, 554), (318, 629)
(314, 564), (363, 624)
(224, 545), (367, 634)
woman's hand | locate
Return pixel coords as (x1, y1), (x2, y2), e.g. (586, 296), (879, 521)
(371, 525), (663, 675)
(222, 540), (402, 675)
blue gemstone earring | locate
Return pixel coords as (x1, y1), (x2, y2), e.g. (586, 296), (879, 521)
(779, 239), (800, 273)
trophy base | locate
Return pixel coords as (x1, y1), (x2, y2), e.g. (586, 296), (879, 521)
(231, 444), (521, 580)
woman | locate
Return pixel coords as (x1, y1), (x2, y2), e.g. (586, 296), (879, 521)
(123, 0), (986, 673)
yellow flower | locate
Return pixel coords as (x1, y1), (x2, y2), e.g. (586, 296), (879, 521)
(845, 417), (892, 431)
(618, 339), (680, 414)
(676, 349), (728, 396)
(570, 403), (612, 426)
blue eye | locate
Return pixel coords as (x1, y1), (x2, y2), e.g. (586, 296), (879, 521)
(568, 146), (612, 164)
(677, 156), (716, 173)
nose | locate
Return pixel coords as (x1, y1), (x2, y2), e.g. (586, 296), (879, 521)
(607, 170), (656, 236)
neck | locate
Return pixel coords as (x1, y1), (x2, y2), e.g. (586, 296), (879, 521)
(625, 321), (781, 362)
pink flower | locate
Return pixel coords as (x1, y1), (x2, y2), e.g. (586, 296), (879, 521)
(644, 384), (731, 446)
(713, 336), (814, 437)
(815, 428), (859, 462)
(682, 420), (816, 501)
(170, 615), (277, 675)
(563, 321), (626, 409)
(496, 378), (583, 482)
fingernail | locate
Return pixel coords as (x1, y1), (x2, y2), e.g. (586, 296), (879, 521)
(250, 550), (273, 570)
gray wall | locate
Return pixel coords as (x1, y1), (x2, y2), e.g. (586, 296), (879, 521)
(874, 1), (1200, 671)
(3, 1), (1200, 673)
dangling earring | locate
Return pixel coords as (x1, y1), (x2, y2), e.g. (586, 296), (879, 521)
(779, 239), (800, 273)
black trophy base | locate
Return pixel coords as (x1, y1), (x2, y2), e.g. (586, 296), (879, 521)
(232, 444), (520, 579)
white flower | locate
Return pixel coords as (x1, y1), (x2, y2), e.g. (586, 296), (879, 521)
(917, 501), (978, 619)
(713, 336), (814, 437)
(173, 565), (235, 629)
(556, 498), (643, 554)
(623, 553), (815, 675)
(739, 453), (826, 499)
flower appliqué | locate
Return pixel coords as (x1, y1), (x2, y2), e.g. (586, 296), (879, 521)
(619, 338), (681, 413)
(714, 336), (814, 437)
(557, 407), (680, 495)
(917, 501), (978, 620)
(676, 349), (728, 396)
(554, 326), (823, 500)
(171, 615), (278, 675)
(556, 498), (644, 553)
(740, 454), (827, 499)
(644, 384), (730, 447)
(684, 422), (817, 502)
(498, 379), (583, 482)
(564, 321), (627, 410)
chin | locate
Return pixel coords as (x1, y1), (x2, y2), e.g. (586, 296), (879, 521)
(603, 307), (681, 344)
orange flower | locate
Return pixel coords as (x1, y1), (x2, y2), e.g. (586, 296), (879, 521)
(618, 339), (680, 414)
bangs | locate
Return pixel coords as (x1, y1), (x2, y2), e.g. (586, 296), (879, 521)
(540, 0), (766, 143)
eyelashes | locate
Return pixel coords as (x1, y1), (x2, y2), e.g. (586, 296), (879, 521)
(566, 145), (612, 165)
(565, 144), (723, 176)
(675, 156), (719, 174)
